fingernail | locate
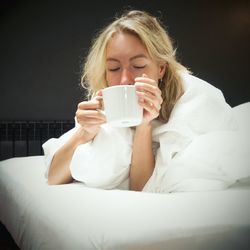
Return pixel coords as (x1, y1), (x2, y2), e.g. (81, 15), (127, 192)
(95, 96), (103, 100)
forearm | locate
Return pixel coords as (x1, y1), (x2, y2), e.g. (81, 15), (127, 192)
(48, 127), (94, 185)
(130, 123), (155, 191)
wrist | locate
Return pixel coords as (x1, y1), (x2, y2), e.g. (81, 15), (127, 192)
(76, 127), (96, 144)
(135, 122), (152, 133)
(137, 121), (152, 128)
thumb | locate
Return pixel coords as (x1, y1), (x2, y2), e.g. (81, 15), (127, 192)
(94, 89), (103, 100)
(96, 89), (103, 97)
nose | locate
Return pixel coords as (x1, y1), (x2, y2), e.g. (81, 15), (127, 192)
(120, 69), (134, 85)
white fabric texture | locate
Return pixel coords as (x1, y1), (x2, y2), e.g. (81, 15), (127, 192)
(43, 124), (134, 189)
(42, 72), (250, 192)
(1, 156), (250, 250)
(70, 125), (133, 189)
(143, 74), (250, 192)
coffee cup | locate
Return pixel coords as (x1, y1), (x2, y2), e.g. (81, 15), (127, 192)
(102, 85), (143, 127)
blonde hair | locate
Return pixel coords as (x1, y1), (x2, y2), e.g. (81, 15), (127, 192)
(81, 10), (187, 122)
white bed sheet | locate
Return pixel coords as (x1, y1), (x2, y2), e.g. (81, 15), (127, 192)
(0, 156), (250, 250)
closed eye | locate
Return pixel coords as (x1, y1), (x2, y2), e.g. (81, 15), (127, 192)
(108, 67), (120, 72)
(133, 65), (146, 69)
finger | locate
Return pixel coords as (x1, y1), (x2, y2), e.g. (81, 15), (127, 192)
(135, 73), (159, 87)
(136, 89), (162, 110)
(76, 110), (106, 123)
(93, 95), (104, 110)
(79, 119), (106, 126)
(77, 115), (106, 126)
(95, 89), (103, 97)
(135, 83), (162, 100)
(139, 96), (161, 111)
(139, 98), (160, 116)
(94, 95), (103, 101)
(78, 109), (105, 118)
(134, 76), (157, 86)
(78, 99), (101, 110)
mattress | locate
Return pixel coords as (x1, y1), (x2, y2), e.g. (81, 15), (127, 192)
(0, 156), (250, 250)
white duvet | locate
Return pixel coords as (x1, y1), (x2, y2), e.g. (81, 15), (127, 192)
(43, 73), (250, 192)
(1, 156), (250, 250)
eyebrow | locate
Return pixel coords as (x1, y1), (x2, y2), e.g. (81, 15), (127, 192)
(106, 54), (148, 62)
(130, 54), (148, 61)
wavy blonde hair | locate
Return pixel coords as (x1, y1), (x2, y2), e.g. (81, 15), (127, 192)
(81, 10), (187, 122)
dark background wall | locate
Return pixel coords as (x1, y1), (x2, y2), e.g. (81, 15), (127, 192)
(0, 0), (249, 120)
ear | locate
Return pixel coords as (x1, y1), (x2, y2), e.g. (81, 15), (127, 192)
(158, 63), (167, 79)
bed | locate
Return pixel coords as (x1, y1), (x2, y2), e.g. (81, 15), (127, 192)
(1, 102), (250, 250)
(0, 155), (250, 250)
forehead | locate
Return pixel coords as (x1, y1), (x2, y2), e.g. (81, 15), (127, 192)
(106, 32), (149, 59)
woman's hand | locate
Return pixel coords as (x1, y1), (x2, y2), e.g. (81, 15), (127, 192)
(48, 92), (105, 185)
(135, 74), (163, 124)
(75, 92), (106, 140)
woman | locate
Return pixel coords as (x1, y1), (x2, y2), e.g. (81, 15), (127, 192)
(43, 10), (238, 192)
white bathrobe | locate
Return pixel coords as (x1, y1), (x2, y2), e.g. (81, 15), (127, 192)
(42, 72), (250, 192)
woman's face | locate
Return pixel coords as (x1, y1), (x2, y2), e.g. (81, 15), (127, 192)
(105, 32), (165, 86)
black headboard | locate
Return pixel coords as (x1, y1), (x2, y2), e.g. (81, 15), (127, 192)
(0, 120), (74, 161)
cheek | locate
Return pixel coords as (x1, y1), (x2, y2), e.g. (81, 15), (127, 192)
(148, 66), (162, 82)
(144, 70), (159, 82)
(106, 73), (119, 86)
(107, 82), (118, 87)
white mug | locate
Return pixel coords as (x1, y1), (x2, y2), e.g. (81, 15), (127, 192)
(102, 85), (143, 127)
